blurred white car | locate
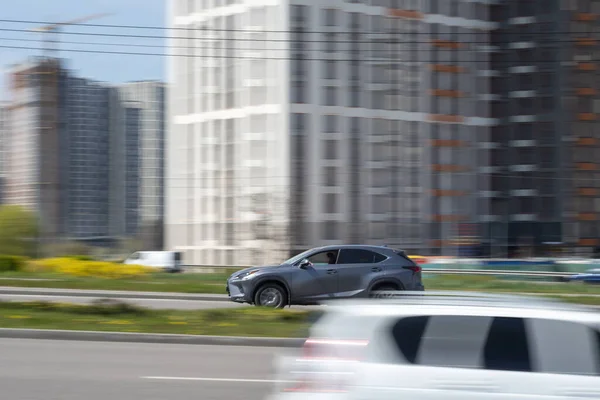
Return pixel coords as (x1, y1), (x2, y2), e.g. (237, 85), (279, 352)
(267, 292), (600, 400)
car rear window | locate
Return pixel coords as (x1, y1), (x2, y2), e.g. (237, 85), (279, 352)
(393, 250), (417, 266)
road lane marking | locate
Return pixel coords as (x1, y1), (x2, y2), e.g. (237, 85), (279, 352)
(141, 376), (290, 383)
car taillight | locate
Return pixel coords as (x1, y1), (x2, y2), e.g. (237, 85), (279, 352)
(282, 338), (368, 393)
(403, 265), (422, 273)
(302, 338), (368, 360)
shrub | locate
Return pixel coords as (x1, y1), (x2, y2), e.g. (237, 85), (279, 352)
(66, 255), (94, 261)
(0, 255), (27, 272)
(28, 258), (153, 279)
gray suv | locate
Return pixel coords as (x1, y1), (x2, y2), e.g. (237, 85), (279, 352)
(226, 245), (424, 308)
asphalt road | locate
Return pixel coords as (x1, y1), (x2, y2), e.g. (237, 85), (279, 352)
(0, 338), (286, 400)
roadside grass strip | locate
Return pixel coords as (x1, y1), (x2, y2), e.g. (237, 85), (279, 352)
(0, 300), (310, 337)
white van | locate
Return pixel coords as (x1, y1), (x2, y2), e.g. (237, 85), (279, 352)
(124, 251), (183, 273)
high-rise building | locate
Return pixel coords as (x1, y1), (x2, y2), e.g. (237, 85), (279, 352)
(6, 58), (63, 240)
(6, 57), (166, 248)
(165, 1), (499, 265)
(166, 0), (600, 264)
(62, 76), (112, 242)
(0, 101), (7, 203)
(116, 82), (166, 249)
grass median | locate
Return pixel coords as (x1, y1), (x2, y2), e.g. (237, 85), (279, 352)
(0, 300), (310, 337)
(0, 296), (598, 338)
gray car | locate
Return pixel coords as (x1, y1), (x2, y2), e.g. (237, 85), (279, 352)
(226, 245), (424, 308)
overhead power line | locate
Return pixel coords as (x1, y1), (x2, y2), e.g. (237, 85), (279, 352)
(0, 42), (577, 62)
(0, 18), (595, 38)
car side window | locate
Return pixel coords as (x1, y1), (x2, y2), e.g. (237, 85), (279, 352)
(527, 318), (600, 376)
(338, 249), (386, 264)
(389, 315), (531, 372)
(307, 250), (339, 266)
(483, 317), (531, 372)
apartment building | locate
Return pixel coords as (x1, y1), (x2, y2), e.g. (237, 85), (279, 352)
(117, 82), (166, 249)
(6, 58), (166, 247)
(166, 0), (600, 263)
(0, 102), (7, 203)
(6, 58), (63, 240)
(166, 0), (494, 265)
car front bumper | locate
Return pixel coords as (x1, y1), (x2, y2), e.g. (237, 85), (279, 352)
(226, 279), (254, 303)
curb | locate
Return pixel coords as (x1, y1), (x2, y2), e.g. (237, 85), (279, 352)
(0, 287), (229, 302)
(0, 328), (304, 347)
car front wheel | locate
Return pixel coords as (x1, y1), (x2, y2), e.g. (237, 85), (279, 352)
(254, 283), (287, 308)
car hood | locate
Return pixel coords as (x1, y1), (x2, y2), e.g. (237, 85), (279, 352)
(229, 265), (281, 279)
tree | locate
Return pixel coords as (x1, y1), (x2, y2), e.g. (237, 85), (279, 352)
(0, 205), (39, 257)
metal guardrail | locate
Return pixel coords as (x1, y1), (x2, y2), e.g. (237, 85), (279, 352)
(182, 265), (578, 278)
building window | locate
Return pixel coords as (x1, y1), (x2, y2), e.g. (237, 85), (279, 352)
(324, 86), (338, 106)
(323, 140), (338, 159)
(324, 193), (337, 214)
(323, 8), (337, 26)
(292, 81), (306, 104)
(323, 115), (338, 132)
(323, 60), (336, 80)
(324, 166), (337, 186)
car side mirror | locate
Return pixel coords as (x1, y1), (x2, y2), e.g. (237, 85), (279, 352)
(299, 259), (311, 269)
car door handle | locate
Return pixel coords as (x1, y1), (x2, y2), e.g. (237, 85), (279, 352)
(371, 267), (382, 272)
(326, 269), (337, 275)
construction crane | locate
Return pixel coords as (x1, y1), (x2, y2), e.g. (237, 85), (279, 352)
(30, 13), (112, 58)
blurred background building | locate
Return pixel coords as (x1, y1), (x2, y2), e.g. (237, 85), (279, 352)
(0, 101), (7, 204)
(165, 0), (600, 265)
(4, 57), (165, 251)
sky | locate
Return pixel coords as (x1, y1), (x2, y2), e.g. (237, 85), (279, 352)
(1, 0), (165, 100)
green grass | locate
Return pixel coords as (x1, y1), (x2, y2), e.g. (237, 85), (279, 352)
(0, 271), (231, 294)
(1, 271), (600, 298)
(0, 300), (310, 337)
(424, 275), (600, 295)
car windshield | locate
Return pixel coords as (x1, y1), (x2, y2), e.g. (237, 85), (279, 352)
(282, 249), (314, 265)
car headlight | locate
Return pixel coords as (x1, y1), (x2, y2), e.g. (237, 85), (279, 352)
(238, 270), (260, 280)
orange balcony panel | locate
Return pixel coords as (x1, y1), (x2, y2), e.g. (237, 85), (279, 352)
(431, 39), (464, 49)
(576, 88), (597, 96)
(430, 139), (465, 147)
(576, 38), (597, 46)
(577, 162), (597, 171)
(577, 62), (597, 71)
(430, 64), (466, 73)
(578, 113), (598, 121)
(428, 114), (464, 123)
(578, 213), (598, 221)
(577, 137), (598, 146)
(429, 89), (465, 98)
(576, 13), (598, 21)
(388, 9), (424, 19)
(431, 164), (466, 172)
(578, 238), (599, 247)
(578, 187), (598, 196)
(432, 189), (465, 196)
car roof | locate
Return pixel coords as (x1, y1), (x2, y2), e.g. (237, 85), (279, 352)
(312, 244), (401, 252)
(320, 292), (600, 325)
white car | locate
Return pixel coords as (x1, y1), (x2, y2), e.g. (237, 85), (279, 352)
(123, 251), (183, 272)
(268, 292), (600, 400)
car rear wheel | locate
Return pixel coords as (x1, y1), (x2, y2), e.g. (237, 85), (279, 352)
(369, 285), (399, 299)
(254, 283), (287, 308)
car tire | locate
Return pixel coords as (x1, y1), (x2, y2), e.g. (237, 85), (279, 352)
(254, 283), (287, 309)
(369, 285), (400, 299)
